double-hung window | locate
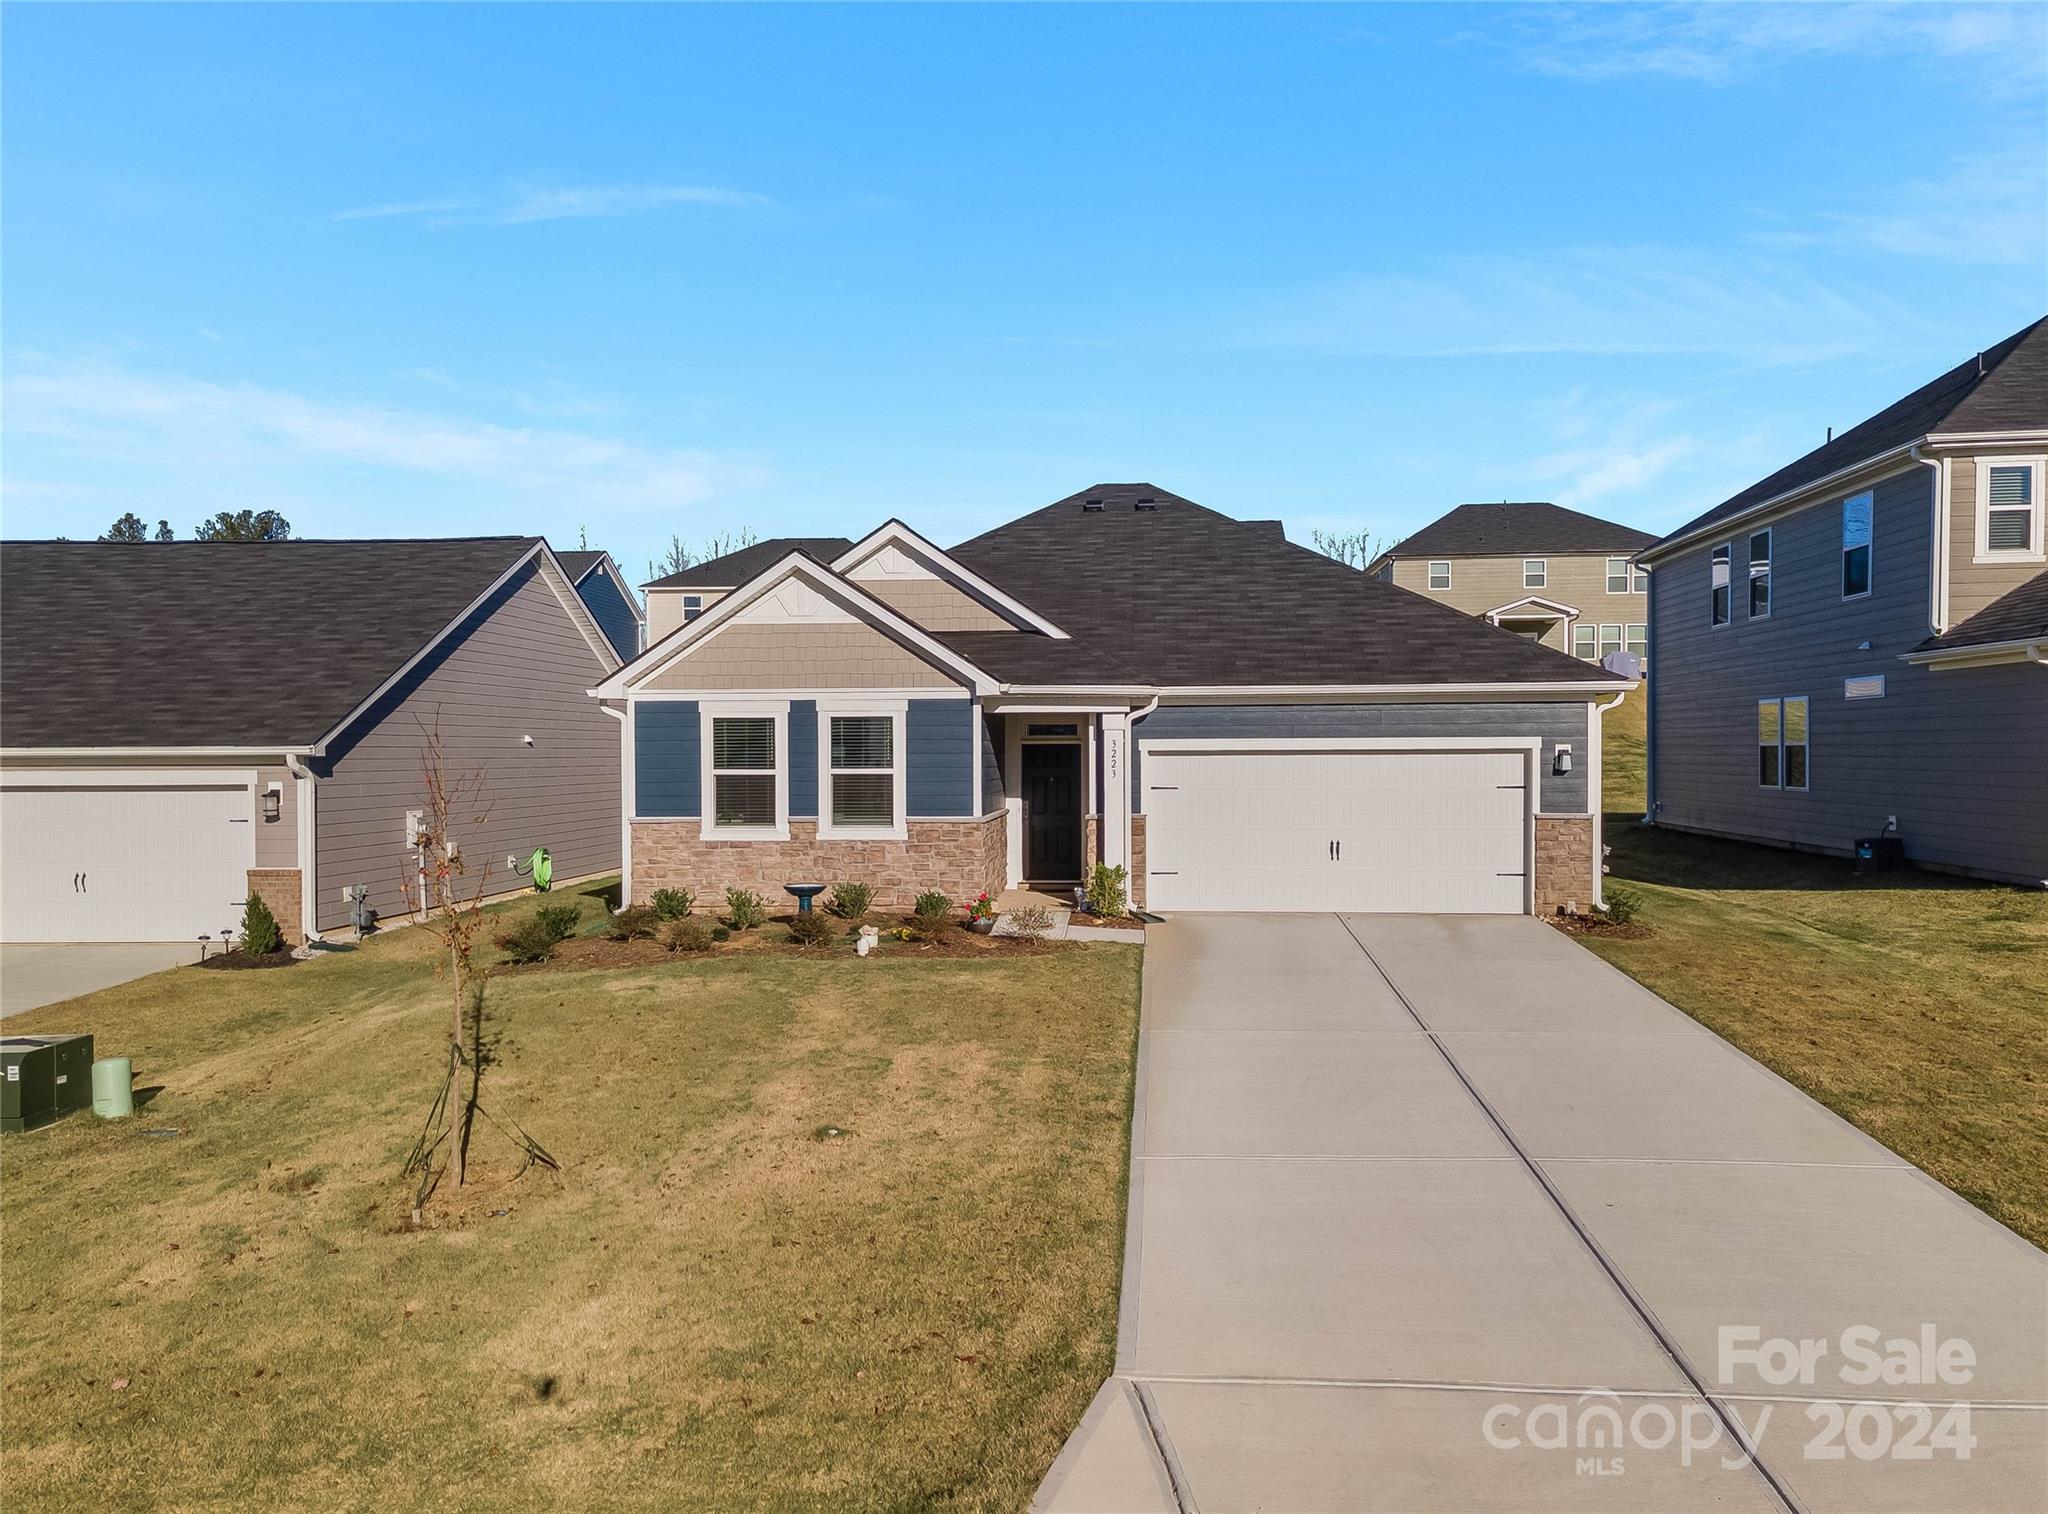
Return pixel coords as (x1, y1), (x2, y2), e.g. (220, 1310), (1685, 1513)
(1842, 492), (1873, 599)
(1427, 560), (1452, 590)
(1524, 558), (1547, 589)
(1976, 458), (2046, 562)
(1599, 623), (1624, 659)
(705, 709), (784, 836)
(1606, 556), (1631, 593)
(1573, 622), (1598, 659)
(1631, 562), (1649, 592)
(1625, 624), (1647, 662)
(1757, 696), (1809, 791)
(1747, 529), (1772, 618)
(817, 704), (907, 840)
(682, 595), (704, 623)
(1710, 542), (1732, 626)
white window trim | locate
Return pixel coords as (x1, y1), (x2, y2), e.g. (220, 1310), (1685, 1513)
(1598, 623), (1624, 659)
(1523, 558), (1547, 589)
(1632, 564), (1649, 593)
(1841, 491), (1874, 602)
(699, 702), (789, 840)
(1605, 556), (1630, 594)
(1747, 527), (1773, 619)
(1573, 623), (1598, 659)
(1973, 456), (2047, 564)
(1427, 560), (1452, 590)
(1710, 541), (1733, 627)
(816, 699), (909, 841)
(682, 594), (704, 622)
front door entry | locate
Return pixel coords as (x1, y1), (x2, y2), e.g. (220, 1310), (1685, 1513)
(1022, 743), (1083, 882)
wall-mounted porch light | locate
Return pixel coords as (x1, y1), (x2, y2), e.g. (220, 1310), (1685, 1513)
(262, 782), (283, 822)
(1553, 745), (1574, 776)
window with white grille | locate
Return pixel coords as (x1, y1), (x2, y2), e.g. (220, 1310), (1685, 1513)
(1976, 459), (2045, 562)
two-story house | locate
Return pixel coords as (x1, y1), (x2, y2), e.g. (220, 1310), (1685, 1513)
(1369, 502), (1656, 664)
(643, 538), (853, 645)
(1638, 316), (2048, 887)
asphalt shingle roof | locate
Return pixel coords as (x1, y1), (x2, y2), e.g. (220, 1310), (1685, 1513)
(1651, 316), (2048, 555)
(1, 537), (543, 748)
(947, 484), (1620, 687)
(555, 549), (605, 582)
(1381, 502), (1656, 560)
(1920, 569), (2048, 653)
(643, 537), (853, 590)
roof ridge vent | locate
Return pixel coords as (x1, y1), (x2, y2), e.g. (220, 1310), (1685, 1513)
(1133, 497), (1158, 511)
(1082, 497), (1105, 512)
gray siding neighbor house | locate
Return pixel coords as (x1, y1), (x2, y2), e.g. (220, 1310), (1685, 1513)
(1639, 317), (2048, 887)
(0, 537), (623, 943)
(594, 486), (1634, 918)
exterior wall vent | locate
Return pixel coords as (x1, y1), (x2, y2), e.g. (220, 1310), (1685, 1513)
(1082, 498), (1104, 512)
(1133, 498), (1158, 511)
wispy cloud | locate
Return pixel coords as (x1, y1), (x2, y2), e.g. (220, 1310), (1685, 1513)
(1748, 144), (2048, 267)
(4, 358), (767, 514)
(1227, 245), (1925, 364)
(1497, 3), (2046, 87)
(332, 182), (767, 226)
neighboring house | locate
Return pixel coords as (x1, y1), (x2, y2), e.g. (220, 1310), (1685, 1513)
(557, 548), (646, 658)
(0, 537), (623, 944)
(643, 538), (852, 644)
(592, 484), (1633, 917)
(1369, 502), (1657, 664)
(1638, 316), (2048, 887)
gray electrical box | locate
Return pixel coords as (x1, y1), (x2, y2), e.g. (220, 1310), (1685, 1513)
(2, 1034), (95, 1133)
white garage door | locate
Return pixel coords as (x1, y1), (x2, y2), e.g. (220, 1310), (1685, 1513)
(1, 785), (254, 942)
(1143, 747), (1530, 913)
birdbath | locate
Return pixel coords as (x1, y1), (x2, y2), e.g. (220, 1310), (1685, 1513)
(783, 883), (826, 915)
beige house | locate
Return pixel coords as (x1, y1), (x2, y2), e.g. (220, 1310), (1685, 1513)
(1370, 502), (1657, 664)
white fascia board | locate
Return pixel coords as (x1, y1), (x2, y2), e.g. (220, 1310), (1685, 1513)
(1924, 429), (2048, 448)
(1155, 681), (1638, 699)
(1485, 595), (1582, 619)
(534, 544), (628, 671)
(0, 765), (263, 786)
(1142, 736), (1543, 753)
(831, 520), (1070, 639)
(592, 551), (998, 697)
(1637, 448), (1926, 566)
(1, 746), (310, 759)
(1900, 638), (2047, 669)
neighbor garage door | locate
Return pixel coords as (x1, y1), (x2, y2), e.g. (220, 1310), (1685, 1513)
(1142, 747), (1530, 913)
(1, 785), (253, 942)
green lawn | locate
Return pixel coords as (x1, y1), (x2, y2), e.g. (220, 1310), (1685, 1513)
(1590, 685), (2048, 1250)
(0, 884), (1142, 1512)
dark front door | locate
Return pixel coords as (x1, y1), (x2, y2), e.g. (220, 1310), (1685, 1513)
(1022, 743), (1083, 881)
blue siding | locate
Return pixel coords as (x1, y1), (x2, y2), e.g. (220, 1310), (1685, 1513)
(575, 568), (641, 660)
(1132, 702), (1591, 813)
(980, 714), (1005, 814)
(635, 702), (699, 817)
(908, 698), (974, 816)
(788, 700), (818, 817)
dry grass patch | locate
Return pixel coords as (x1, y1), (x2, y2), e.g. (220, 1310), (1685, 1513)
(1, 882), (1142, 1512)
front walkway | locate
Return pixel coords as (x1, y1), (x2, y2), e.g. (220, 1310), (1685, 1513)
(1034, 914), (2048, 1513)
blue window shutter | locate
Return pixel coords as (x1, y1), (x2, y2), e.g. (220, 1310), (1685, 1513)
(788, 700), (818, 817)
(634, 702), (699, 817)
(906, 699), (973, 816)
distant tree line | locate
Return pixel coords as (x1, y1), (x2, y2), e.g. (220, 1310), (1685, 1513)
(99, 509), (292, 542)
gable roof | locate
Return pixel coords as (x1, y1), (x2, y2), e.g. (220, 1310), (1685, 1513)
(1647, 316), (2048, 560)
(555, 549), (606, 583)
(0, 537), (608, 749)
(1379, 502), (1656, 561)
(1915, 569), (2048, 655)
(642, 537), (853, 591)
(947, 483), (1622, 688)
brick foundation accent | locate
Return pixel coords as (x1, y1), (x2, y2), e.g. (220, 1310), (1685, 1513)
(631, 815), (1007, 910)
(246, 868), (305, 945)
(1533, 817), (1596, 915)
(1083, 814), (1101, 870)
(1130, 815), (1146, 909)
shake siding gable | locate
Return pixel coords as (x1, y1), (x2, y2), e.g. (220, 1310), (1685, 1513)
(313, 561), (620, 931)
(641, 622), (958, 691)
(1650, 468), (2048, 882)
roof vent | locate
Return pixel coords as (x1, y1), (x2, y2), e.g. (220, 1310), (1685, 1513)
(1133, 497), (1158, 512)
(1082, 498), (1104, 512)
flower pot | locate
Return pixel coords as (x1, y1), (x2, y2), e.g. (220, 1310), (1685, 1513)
(966, 918), (995, 935)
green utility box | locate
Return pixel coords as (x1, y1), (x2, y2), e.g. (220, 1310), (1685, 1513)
(2, 1035), (95, 1132)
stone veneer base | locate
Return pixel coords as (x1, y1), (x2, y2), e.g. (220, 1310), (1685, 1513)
(631, 814), (1007, 910)
(1532, 816), (1597, 915)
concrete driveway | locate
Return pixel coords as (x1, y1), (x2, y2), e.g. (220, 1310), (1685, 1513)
(1035, 914), (2048, 1514)
(0, 942), (195, 1019)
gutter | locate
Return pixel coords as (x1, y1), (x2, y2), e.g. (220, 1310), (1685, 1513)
(1638, 441), (1923, 566)
(1900, 637), (2048, 668)
(1589, 689), (1630, 909)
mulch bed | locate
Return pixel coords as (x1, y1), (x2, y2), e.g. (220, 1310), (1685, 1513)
(504, 914), (1065, 974)
(1547, 913), (1652, 941)
(195, 950), (304, 972)
(1070, 914), (1146, 931)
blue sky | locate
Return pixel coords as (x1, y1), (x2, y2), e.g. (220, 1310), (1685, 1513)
(4, 3), (2043, 581)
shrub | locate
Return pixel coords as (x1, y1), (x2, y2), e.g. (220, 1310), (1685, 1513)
(827, 881), (874, 920)
(1603, 886), (1643, 927)
(534, 902), (582, 942)
(710, 925), (731, 943)
(1084, 863), (1129, 919)
(724, 888), (768, 930)
(787, 911), (834, 948)
(660, 916), (714, 954)
(496, 917), (560, 963)
(910, 890), (952, 941)
(1008, 905), (1057, 941)
(239, 892), (284, 956)
(605, 905), (659, 941)
(650, 887), (694, 920)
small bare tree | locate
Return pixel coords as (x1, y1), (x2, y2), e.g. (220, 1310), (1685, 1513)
(1311, 529), (1386, 570)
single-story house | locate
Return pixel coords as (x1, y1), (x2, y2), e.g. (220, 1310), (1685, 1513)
(593, 484), (1635, 915)
(1637, 315), (2047, 886)
(557, 548), (646, 658)
(0, 536), (623, 943)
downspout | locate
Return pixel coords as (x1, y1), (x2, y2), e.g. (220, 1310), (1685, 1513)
(1911, 443), (1947, 635)
(1125, 695), (1160, 896)
(1590, 689), (1630, 909)
(284, 753), (318, 943)
(1640, 558), (1658, 827)
(600, 703), (630, 908)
